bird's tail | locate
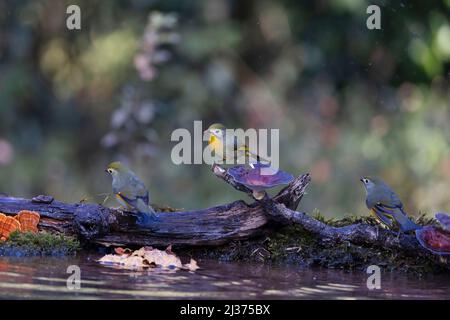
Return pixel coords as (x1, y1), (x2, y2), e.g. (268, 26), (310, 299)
(141, 204), (158, 220)
(135, 199), (158, 226)
(373, 205), (419, 232)
(393, 208), (420, 232)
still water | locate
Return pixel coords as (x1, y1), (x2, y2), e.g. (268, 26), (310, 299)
(0, 254), (448, 299)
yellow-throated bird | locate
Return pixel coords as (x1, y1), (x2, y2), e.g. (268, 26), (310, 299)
(106, 161), (157, 225)
(360, 177), (419, 232)
(204, 123), (268, 164)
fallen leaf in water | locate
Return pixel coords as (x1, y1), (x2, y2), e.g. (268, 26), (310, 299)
(132, 247), (146, 257)
(114, 247), (132, 256)
(98, 254), (127, 265)
(143, 247), (182, 268)
(183, 259), (200, 271)
(123, 256), (146, 269)
(165, 244), (173, 254)
(98, 246), (198, 271)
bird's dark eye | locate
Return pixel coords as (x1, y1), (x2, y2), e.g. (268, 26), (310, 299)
(363, 179), (369, 184)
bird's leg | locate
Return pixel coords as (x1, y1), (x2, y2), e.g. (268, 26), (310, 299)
(99, 193), (111, 205)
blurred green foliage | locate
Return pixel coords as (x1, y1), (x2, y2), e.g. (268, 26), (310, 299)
(0, 0), (449, 218)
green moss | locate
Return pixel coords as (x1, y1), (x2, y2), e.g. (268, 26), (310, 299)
(188, 215), (448, 275)
(0, 231), (80, 257)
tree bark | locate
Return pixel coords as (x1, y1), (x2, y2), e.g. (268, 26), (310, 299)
(0, 166), (310, 248)
(0, 165), (442, 266)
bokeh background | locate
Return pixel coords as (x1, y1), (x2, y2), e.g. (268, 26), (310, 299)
(0, 0), (449, 218)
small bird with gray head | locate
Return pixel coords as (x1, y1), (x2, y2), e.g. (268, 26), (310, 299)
(360, 177), (419, 232)
(204, 123), (268, 165)
(106, 161), (157, 226)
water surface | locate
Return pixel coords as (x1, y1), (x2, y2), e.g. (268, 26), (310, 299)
(0, 254), (448, 299)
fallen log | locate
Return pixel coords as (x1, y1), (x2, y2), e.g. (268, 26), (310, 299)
(262, 200), (431, 258)
(212, 165), (438, 261)
(0, 165), (444, 268)
(0, 166), (311, 248)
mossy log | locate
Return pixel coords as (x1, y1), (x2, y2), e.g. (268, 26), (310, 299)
(0, 165), (310, 248)
(0, 165), (445, 269)
(212, 165), (442, 263)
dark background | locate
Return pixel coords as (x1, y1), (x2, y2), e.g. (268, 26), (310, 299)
(0, 0), (449, 218)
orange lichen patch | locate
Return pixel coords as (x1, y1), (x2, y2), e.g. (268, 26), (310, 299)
(0, 213), (22, 240)
(114, 247), (133, 256)
(14, 210), (40, 233)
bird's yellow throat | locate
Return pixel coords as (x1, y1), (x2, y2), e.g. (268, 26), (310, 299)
(208, 135), (222, 151)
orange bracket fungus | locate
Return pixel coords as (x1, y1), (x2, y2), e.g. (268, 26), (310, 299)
(0, 210), (40, 241)
(0, 213), (21, 241)
(14, 210), (40, 233)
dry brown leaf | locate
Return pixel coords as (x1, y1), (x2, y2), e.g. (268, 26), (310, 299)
(144, 247), (182, 268)
(114, 247), (132, 256)
(123, 256), (146, 268)
(183, 259), (200, 271)
(165, 244), (174, 255)
(98, 254), (126, 265)
(98, 246), (195, 271)
(131, 247), (146, 257)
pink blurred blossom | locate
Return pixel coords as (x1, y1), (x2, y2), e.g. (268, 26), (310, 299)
(0, 139), (14, 165)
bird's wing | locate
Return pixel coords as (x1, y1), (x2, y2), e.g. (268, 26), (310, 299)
(373, 203), (419, 232)
(371, 205), (395, 228)
(116, 180), (149, 207)
(368, 188), (403, 210)
(388, 191), (403, 208)
(230, 135), (270, 163)
(117, 193), (157, 225)
(128, 174), (150, 201)
(116, 191), (140, 209)
(226, 134), (243, 152)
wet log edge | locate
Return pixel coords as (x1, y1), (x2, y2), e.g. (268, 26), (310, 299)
(0, 165), (443, 266)
(0, 165), (310, 248)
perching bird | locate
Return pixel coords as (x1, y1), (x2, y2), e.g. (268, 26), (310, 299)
(204, 123), (268, 164)
(106, 161), (157, 225)
(360, 177), (419, 232)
